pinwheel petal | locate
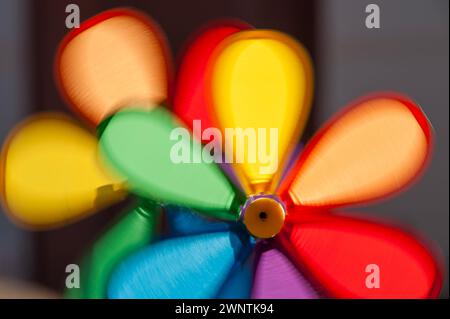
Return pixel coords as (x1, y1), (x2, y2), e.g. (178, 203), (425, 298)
(280, 94), (432, 209)
(164, 206), (253, 298)
(174, 20), (251, 134)
(216, 239), (254, 298)
(99, 107), (244, 220)
(209, 30), (313, 194)
(279, 142), (303, 185)
(173, 22), (251, 192)
(164, 205), (231, 237)
(66, 202), (161, 299)
(57, 9), (171, 126)
(107, 230), (251, 298)
(252, 242), (319, 299)
(0, 113), (126, 228)
(279, 213), (441, 298)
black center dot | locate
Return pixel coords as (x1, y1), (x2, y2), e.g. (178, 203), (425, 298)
(241, 196), (286, 239)
(258, 211), (268, 221)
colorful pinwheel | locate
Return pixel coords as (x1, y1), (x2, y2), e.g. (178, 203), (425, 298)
(0, 8), (442, 299)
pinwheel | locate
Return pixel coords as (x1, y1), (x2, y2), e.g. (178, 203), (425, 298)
(0, 8), (442, 299)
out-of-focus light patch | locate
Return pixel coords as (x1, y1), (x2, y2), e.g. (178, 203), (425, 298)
(0, 113), (126, 229)
(57, 9), (171, 126)
(0, 278), (59, 298)
(210, 30), (313, 195)
(173, 21), (250, 137)
(286, 96), (431, 208)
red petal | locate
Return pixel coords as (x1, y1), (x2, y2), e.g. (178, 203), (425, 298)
(173, 20), (251, 138)
(278, 213), (442, 298)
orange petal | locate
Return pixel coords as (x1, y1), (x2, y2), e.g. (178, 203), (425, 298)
(280, 94), (432, 208)
(56, 9), (172, 126)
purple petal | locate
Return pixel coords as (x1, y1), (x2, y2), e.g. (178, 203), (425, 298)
(252, 242), (319, 299)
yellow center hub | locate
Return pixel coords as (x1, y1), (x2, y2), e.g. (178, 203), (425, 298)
(241, 195), (286, 239)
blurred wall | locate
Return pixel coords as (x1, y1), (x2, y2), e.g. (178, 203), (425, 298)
(0, 0), (33, 278)
(316, 0), (449, 297)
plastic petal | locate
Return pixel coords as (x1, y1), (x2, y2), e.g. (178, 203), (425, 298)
(107, 230), (250, 298)
(279, 213), (441, 298)
(0, 113), (126, 228)
(56, 9), (171, 126)
(280, 94), (432, 209)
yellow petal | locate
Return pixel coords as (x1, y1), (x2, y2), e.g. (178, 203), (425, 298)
(0, 113), (126, 228)
(209, 30), (313, 194)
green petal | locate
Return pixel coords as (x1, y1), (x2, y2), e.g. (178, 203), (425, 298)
(65, 201), (161, 299)
(99, 107), (243, 220)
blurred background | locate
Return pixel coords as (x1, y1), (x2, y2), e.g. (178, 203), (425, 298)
(0, 0), (448, 298)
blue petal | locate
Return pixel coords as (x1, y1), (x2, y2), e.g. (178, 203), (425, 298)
(108, 230), (247, 298)
(164, 205), (231, 237)
(216, 243), (254, 299)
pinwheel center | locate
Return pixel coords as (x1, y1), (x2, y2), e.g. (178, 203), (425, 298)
(241, 195), (286, 239)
